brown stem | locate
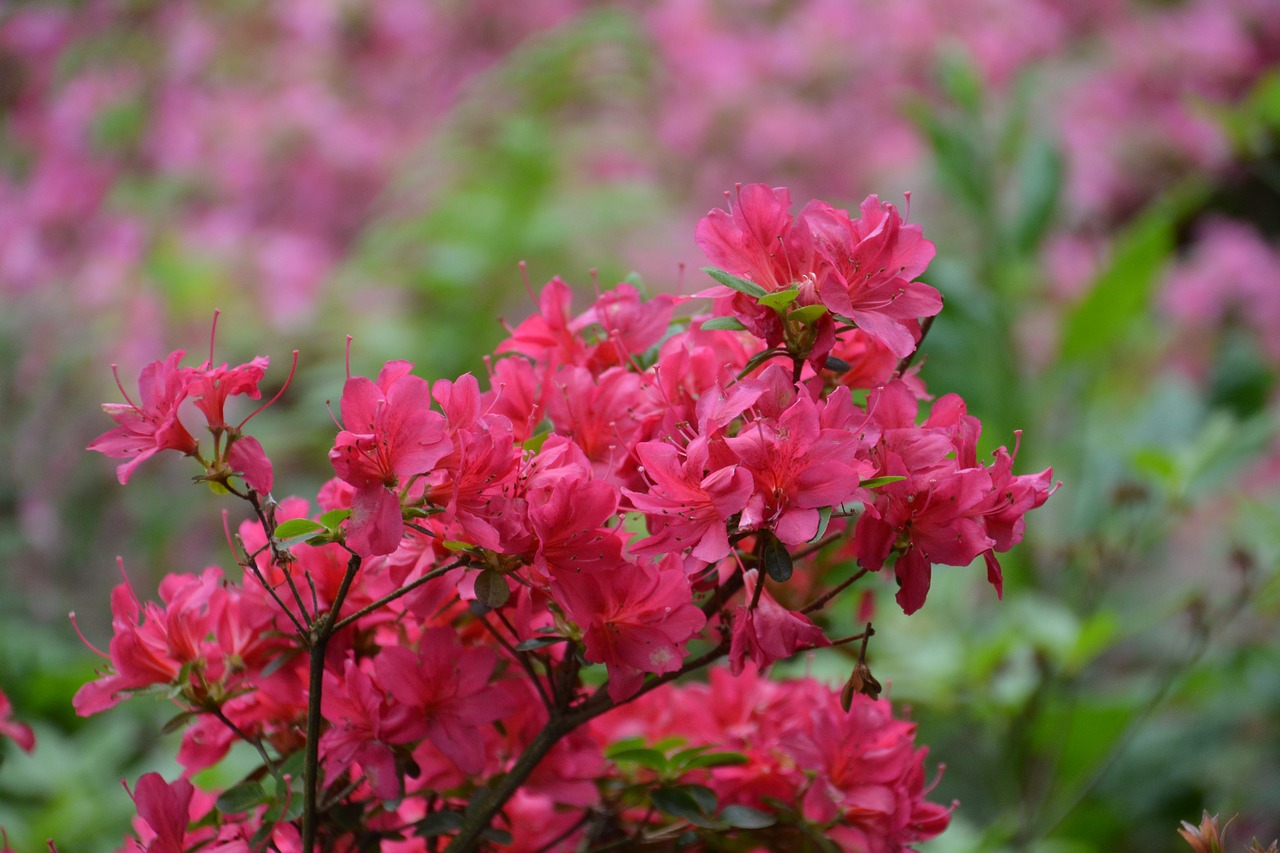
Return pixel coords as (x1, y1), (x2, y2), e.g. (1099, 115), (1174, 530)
(478, 613), (554, 711)
(331, 558), (466, 632)
(801, 567), (870, 615)
(301, 552), (362, 853)
(443, 635), (734, 852)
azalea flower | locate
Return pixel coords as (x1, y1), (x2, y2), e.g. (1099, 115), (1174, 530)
(88, 350), (199, 484)
(329, 360), (450, 556)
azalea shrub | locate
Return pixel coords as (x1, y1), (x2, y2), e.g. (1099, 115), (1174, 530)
(68, 186), (1052, 851)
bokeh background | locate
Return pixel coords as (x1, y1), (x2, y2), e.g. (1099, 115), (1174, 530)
(1, 0), (1278, 850)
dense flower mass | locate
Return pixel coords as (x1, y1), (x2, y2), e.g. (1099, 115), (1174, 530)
(591, 666), (954, 852)
(80, 188), (1051, 850)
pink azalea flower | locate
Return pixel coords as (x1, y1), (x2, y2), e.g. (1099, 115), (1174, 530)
(375, 629), (517, 774)
(496, 276), (584, 367)
(528, 473), (624, 581)
(551, 556), (706, 701)
(128, 772), (195, 853)
(88, 350), (199, 484)
(329, 360), (451, 556)
(786, 695), (954, 849)
(320, 660), (416, 802)
(695, 183), (820, 346)
(696, 183), (816, 295)
(854, 462), (995, 615)
(624, 436), (752, 564)
(184, 355), (269, 431)
(808, 195), (941, 359)
(544, 366), (645, 480)
(728, 569), (829, 674)
(569, 282), (679, 370)
(74, 567), (224, 716)
(728, 392), (868, 545)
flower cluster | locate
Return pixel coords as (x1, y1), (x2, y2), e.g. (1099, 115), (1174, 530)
(79, 187), (1051, 850)
(591, 665), (952, 852)
(86, 332), (284, 494)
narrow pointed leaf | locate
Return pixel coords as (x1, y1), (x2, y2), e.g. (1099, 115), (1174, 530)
(860, 475), (907, 489)
(702, 267), (767, 299)
(758, 287), (799, 311)
(701, 316), (749, 331)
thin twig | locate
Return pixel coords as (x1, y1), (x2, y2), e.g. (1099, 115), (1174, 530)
(801, 567), (870, 615)
(331, 559), (466, 632)
(895, 311), (937, 377)
(478, 612), (554, 711)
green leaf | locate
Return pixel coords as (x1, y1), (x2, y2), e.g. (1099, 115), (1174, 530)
(1060, 186), (1205, 361)
(908, 103), (991, 219)
(935, 47), (984, 117)
(824, 356), (851, 373)
(216, 780), (269, 814)
(668, 744), (713, 768)
(603, 736), (646, 757)
(789, 304), (827, 325)
(719, 804), (776, 829)
(860, 475), (907, 489)
(701, 266), (767, 299)
(651, 736), (688, 753)
(260, 649), (300, 679)
(607, 748), (669, 772)
(1010, 136), (1062, 254)
(650, 786), (720, 829)
(514, 635), (566, 652)
(161, 709), (199, 735)
(480, 828), (513, 845)
(278, 751), (306, 778)
(318, 509), (350, 532)
(522, 430), (551, 453)
(274, 518), (326, 548)
(685, 784), (717, 815)
(762, 535), (793, 583)
(682, 751), (750, 770)
(701, 316), (748, 331)
(274, 518), (324, 540)
(740, 348), (788, 376)
(758, 287), (799, 311)
(473, 570), (510, 609)
(416, 811), (466, 837)
(808, 506), (833, 545)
